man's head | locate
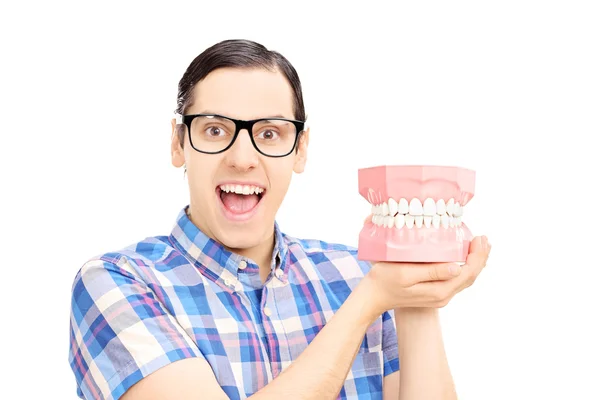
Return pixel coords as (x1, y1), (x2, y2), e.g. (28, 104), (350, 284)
(170, 39), (309, 260)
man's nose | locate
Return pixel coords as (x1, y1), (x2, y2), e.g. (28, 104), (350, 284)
(225, 129), (259, 170)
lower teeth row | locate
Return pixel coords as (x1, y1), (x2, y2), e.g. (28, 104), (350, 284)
(372, 214), (462, 229)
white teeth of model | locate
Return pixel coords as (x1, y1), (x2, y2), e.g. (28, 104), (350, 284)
(409, 198), (423, 215)
(423, 198), (436, 216)
(446, 199), (455, 216)
(398, 198), (409, 214)
(454, 204), (463, 217)
(385, 216), (394, 228)
(432, 214), (440, 229)
(371, 204), (376, 215)
(424, 216), (432, 228)
(374, 215), (381, 226)
(371, 214), (377, 224)
(394, 214), (405, 229)
(388, 198), (398, 216)
(436, 199), (446, 215)
(456, 216), (462, 226)
(449, 217), (455, 227)
(381, 202), (389, 216)
(453, 202), (461, 216)
(441, 214), (449, 229)
(415, 215), (423, 228)
(405, 214), (415, 229)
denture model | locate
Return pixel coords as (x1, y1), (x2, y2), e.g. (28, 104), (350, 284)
(358, 165), (475, 263)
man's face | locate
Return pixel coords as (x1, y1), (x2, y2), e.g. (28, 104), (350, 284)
(170, 67), (309, 254)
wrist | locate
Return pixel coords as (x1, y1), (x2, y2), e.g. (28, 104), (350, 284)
(395, 307), (439, 318)
(394, 307), (441, 332)
(354, 272), (387, 324)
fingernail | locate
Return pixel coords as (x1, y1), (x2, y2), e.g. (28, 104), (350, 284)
(476, 236), (483, 248)
(449, 264), (461, 276)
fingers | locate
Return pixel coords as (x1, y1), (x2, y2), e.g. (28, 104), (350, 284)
(455, 235), (491, 291)
(384, 262), (462, 287)
(465, 236), (491, 272)
(408, 235), (491, 306)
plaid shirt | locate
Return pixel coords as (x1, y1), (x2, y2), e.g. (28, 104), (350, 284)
(69, 206), (399, 399)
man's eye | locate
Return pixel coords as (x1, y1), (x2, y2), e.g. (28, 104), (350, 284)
(207, 127), (225, 136)
(259, 129), (279, 139)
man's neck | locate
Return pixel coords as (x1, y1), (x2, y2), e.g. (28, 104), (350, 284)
(186, 207), (275, 284)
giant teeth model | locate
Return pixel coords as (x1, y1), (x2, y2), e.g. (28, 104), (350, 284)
(358, 165), (476, 263)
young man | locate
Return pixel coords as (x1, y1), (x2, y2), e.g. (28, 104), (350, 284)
(69, 39), (491, 400)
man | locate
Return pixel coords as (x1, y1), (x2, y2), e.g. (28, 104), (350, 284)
(68, 39), (491, 400)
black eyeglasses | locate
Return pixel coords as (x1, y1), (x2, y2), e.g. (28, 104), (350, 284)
(175, 113), (308, 157)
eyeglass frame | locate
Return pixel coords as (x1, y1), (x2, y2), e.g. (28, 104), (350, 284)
(175, 113), (309, 158)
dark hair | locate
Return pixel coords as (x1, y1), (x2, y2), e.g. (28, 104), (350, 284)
(174, 39), (307, 149)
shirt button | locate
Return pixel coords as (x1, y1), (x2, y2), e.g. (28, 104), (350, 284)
(224, 278), (233, 287)
(264, 306), (272, 317)
(275, 269), (283, 278)
(239, 260), (247, 270)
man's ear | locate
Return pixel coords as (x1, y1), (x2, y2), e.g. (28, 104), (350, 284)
(171, 118), (185, 168)
(293, 128), (310, 173)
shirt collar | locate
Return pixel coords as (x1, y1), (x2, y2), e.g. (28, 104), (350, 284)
(168, 205), (288, 282)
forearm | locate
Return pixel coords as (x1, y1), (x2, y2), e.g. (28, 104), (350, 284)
(395, 308), (456, 400)
(250, 278), (380, 400)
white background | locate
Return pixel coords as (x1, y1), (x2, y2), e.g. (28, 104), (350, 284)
(1, 1), (599, 399)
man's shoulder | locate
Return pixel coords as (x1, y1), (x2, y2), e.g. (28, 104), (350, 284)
(282, 233), (373, 278)
(72, 234), (181, 283)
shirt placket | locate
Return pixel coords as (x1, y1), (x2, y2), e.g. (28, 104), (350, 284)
(260, 268), (291, 380)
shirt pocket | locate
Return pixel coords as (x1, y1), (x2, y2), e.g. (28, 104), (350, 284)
(339, 350), (384, 399)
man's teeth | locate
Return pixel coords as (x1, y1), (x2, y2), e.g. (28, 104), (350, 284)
(220, 184), (265, 195)
(369, 197), (464, 229)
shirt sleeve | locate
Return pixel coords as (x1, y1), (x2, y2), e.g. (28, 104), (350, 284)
(68, 256), (204, 400)
(381, 309), (399, 376)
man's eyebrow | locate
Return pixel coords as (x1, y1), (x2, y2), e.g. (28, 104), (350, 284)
(199, 110), (288, 119)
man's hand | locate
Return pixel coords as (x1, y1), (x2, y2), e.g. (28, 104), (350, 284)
(362, 215), (491, 316)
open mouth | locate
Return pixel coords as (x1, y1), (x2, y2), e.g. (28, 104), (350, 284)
(216, 183), (266, 219)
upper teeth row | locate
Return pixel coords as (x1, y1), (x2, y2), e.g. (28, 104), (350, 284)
(220, 184), (265, 195)
(372, 197), (463, 217)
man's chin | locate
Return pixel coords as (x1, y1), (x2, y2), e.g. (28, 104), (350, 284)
(215, 229), (265, 251)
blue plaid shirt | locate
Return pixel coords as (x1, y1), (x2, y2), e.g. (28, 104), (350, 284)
(69, 206), (399, 399)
